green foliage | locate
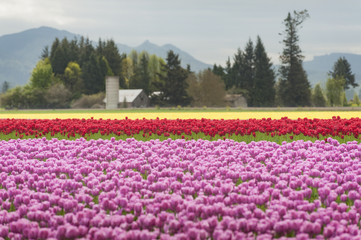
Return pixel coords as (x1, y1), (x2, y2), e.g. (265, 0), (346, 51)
(29, 58), (53, 89)
(278, 10), (311, 107)
(342, 92), (349, 107)
(63, 61), (83, 99)
(353, 92), (360, 106)
(121, 57), (134, 88)
(252, 36), (276, 107)
(186, 69), (226, 107)
(70, 92), (105, 109)
(243, 39), (255, 92)
(311, 84), (326, 107)
(156, 50), (191, 106)
(45, 83), (72, 108)
(130, 52), (150, 95)
(326, 77), (345, 107)
(82, 52), (105, 94)
(0, 85), (47, 109)
(96, 39), (124, 76)
(1, 81), (9, 94)
(213, 36), (275, 107)
(148, 54), (166, 93)
(329, 57), (357, 90)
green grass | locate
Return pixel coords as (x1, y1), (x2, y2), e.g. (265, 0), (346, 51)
(1, 106), (361, 114)
(1, 130), (359, 144)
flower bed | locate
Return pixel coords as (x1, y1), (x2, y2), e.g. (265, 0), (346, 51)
(0, 117), (361, 143)
(1, 137), (361, 239)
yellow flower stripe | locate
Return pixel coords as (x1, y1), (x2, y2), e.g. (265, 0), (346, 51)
(1, 111), (361, 120)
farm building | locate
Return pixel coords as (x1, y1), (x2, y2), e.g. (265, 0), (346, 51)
(224, 94), (247, 108)
(104, 89), (149, 108)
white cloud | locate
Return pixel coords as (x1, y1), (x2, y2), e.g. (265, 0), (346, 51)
(0, 0), (76, 26)
(0, 0), (360, 65)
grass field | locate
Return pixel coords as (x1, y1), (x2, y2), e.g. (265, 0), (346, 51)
(1, 108), (361, 119)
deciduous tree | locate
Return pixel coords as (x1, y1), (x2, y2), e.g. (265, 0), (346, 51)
(311, 84), (326, 107)
(29, 58), (53, 89)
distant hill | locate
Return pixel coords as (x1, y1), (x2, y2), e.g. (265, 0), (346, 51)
(0, 27), (211, 89)
(303, 53), (361, 87)
(303, 53), (361, 99)
(1, 27), (360, 98)
(117, 40), (212, 72)
(0, 26), (77, 88)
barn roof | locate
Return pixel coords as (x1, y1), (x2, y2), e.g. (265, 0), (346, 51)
(118, 89), (143, 103)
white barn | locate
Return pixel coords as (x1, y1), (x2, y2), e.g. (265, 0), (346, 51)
(104, 89), (149, 108)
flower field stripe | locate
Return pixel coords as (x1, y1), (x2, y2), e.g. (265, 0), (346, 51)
(1, 138), (361, 239)
(1, 111), (361, 120)
(1, 117), (361, 143)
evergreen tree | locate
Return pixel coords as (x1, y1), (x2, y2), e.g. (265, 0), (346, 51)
(252, 36), (275, 107)
(97, 39), (124, 76)
(232, 49), (245, 89)
(1, 81), (9, 94)
(243, 39), (255, 92)
(158, 50), (190, 106)
(329, 57), (358, 90)
(82, 53), (104, 94)
(278, 10), (311, 107)
(224, 58), (235, 90)
(311, 84), (326, 107)
(130, 53), (150, 95)
(41, 46), (49, 60)
(50, 38), (68, 75)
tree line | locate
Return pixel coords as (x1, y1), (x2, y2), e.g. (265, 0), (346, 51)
(0, 9), (358, 109)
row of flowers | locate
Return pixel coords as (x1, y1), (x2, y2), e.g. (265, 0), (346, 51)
(1, 137), (361, 239)
(0, 116), (361, 141)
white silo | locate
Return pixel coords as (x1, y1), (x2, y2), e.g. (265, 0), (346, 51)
(105, 76), (119, 109)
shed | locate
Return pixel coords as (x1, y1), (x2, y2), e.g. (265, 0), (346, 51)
(225, 94), (248, 108)
(104, 89), (149, 108)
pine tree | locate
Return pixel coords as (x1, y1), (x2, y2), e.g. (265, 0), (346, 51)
(1, 81), (9, 93)
(243, 39), (255, 92)
(131, 53), (150, 95)
(279, 10), (311, 107)
(252, 36), (275, 107)
(82, 53), (104, 94)
(159, 50), (190, 106)
(329, 57), (357, 90)
(232, 49), (245, 89)
(97, 39), (124, 76)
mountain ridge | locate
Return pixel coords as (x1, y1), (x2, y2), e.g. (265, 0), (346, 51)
(0, 26), (211, 88)
(0, 26), (360, 96)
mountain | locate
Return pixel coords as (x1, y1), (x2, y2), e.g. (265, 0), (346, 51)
(303, 53), (361, 87)
(117, 40), (211, 72)
(0, 26), (78, 88)
(1, 27), (360, 97)
(0, 27), (211, 89)
(303, 53), (361, 99)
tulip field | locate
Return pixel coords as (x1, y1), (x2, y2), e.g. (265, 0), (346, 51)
(1, 113), (361, 239)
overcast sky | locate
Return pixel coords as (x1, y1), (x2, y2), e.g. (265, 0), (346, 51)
(0, 0), (360, 65)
